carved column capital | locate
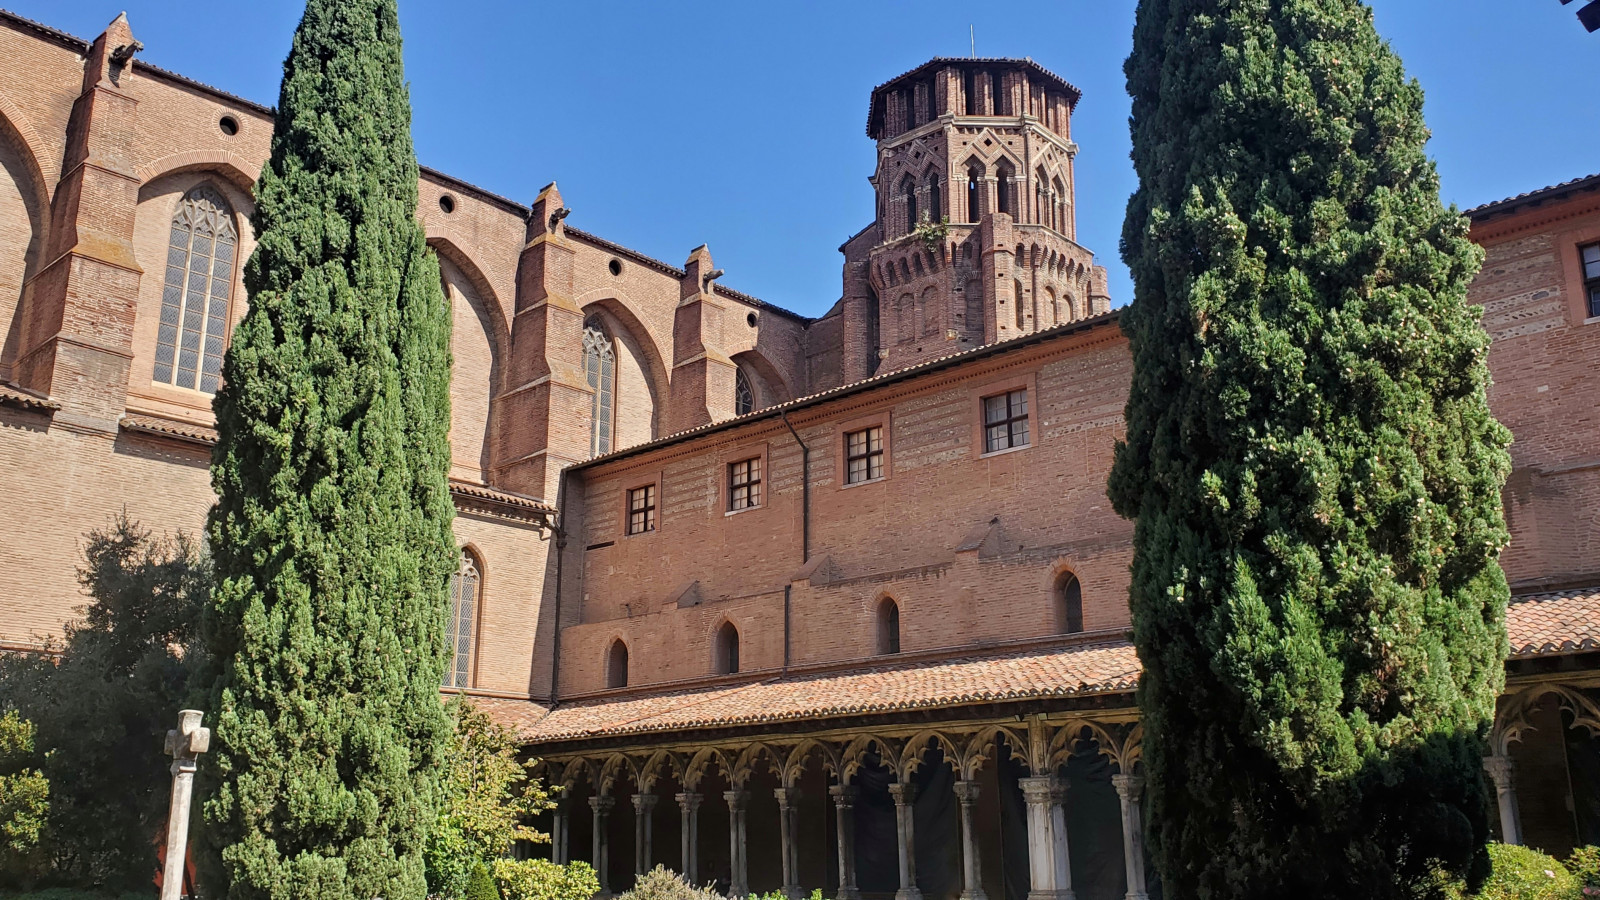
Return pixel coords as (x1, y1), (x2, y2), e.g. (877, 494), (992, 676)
(1111, 774), (1145, 804)
(888, 782), (918, 805)
(829, 783), (859, 808)
(1483, 754), (1515, 789)
(952, 780), (983, 805)
(674, 791), (703, 813)
(723, 788), (749, 811)
(632, 793), (659, 815)
(589, 795), (615, 814)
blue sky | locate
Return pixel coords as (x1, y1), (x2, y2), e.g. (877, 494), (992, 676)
(13, 1), (1599, 317)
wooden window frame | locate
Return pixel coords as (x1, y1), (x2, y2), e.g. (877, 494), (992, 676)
(728, 456), (763, 513)
(1580, 241), (1600, 321)
(620, 474), (662, 537)
(721, 443), (769, 516)
(970, 372), (1039, 459)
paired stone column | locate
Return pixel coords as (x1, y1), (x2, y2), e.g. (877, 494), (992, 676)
(1484, 755), (1524, 846)
(888, 782), (923, 900)
(829, 784), (862, 900)
(1019, 775), (1074, 900)
(1111, 775), (1149, 900)
(952, 781), (988, 900)
(589, 796), (615, 895)
(551, 800), (570, 864)
(775, 787), (802, 899)
(160, 710), (209, 900)
(632, 793), (658, 876)
(724, 789), (750, 898)
(675, 792), (702, 884)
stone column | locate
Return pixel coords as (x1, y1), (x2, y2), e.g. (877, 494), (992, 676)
(724, 789), (750, 898)
(1111, 775), (1148, 900)
(160, 710), (209, 900)
(1019, 776), (1074, 900)
(952, 781), (988, 900)
(829, 784), (861, 900)
(888, 782), (923, 900)
(675, 792), (702, 884)
(590, 796), (615, 895)
(552, 800), (570, 864)
(775, 787), (802, 899)
(1484, 755), (1524, 846)
(633, 793), (658, 876)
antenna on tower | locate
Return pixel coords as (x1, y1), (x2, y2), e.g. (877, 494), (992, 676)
(970, 25), (976, 58)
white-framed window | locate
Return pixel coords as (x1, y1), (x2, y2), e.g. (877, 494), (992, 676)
(155, 185), (236, 393)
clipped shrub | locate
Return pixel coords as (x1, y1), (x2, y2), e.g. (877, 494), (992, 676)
(1424, 843), (1581, 900)
(614, 866), (722, 900)
(490, 859), (599, 900)
(1567, 845), (1600, 897)
(465, 863), (497, 900)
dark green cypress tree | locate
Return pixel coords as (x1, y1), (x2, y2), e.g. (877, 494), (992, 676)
(202, 1), (455, 897)
(1108, 2), (1512, 897)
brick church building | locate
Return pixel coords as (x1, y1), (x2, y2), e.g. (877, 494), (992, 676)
(0, 10), (1596, 900)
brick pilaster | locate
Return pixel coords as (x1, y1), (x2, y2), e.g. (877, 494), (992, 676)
(667, 245), (737, 433)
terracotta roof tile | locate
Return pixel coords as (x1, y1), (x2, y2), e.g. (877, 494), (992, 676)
(0, 382), (60, 411)
(494, 589), (1600, 745)
(120, 414), (216, 444)
(499, 640), (1141, 743)
(1506, 587), (1600, 657)
(1466, 172), (1600, 221)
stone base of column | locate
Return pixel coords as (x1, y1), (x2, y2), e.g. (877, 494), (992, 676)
(1026, 891), (1074, 900)
(895, 889), (925, 900)
(960, 889), (990, 900)
(1124, 892), (1150, 900)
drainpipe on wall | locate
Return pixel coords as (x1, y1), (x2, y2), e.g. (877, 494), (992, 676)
(779, 410), (811, 674)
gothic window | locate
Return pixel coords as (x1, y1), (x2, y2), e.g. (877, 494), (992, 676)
(735, 368), (755, 416)
(897, 293), (916, 342)
(996, 161), (1014, 217)
(605, 638), (629, 689)
(901, 175), (919, 233)
(155, 185), (236, 393)
(715, 621), (740, 675)
(876, 597), (901, 655)
(966, 162), (985, 223)
(582, 317), (615, 456)
(1036, 167), (1050, 227)
(927, 171), (942, 224)
(443, 550), (480, 689)
(1056, 572), (1084, 634)
(1053, 177), (1068, 233)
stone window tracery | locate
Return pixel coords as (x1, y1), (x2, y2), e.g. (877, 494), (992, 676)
(583, 317), (616, 456)
(735, 368), (754, 416)
(155, 185), (236, 393)
(444, 550), (480, 689)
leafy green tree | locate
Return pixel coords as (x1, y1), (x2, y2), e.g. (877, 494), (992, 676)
(426, 701), (555, 899)
(200, 0), (455, 897)
(0, 711), (49, 873)
(1109, 1), (1512, 896)
(0, 516), (209, 892)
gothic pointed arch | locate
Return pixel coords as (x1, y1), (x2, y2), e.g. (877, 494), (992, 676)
(578, 297), (669, 450)
(605, 637), (629, 689)
(1054, 569), (1084, 634)
(876, 595), (901, 655)
(0, 105), (50, 379)
(730, 350), (792, 409)
(435, 248), (503, 482)
(444, 547), (483, 689)
(734, 367), (754, 416)
(154, 184), (238, 394)
(713, 619), (741, 675)
(582, 316), (617, 456)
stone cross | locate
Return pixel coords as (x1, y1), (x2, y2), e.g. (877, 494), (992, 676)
(161, 709), (210, 900)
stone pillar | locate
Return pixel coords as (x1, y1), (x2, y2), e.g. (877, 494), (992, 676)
(1484, 755), (1524, 846)
(953, 781), (988, 900)
(1111, 775), (1148, 900)
(633, 793), (658, 876)
(675, 792), (702, 884)
(775, 787), (802, 899)
(830, 783), (861, 900)
(552, 800), (570, 864)
(590, 796), (615, 895)
(724, 789), (749, 898)
(1019, 776), (1074, 900)
(888, 782), (923, 900)
(160, 710), (209, 900)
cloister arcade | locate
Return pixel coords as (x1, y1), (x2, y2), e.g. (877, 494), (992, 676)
(529, 714), (1156, 900)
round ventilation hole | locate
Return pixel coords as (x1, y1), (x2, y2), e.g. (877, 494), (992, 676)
(747, 312), (758, 328)
(219, 116), (239, 136)
(609, 259), (623, 276)
(438, 194), (456, 214)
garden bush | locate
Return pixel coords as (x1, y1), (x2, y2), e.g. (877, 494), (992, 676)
(614, 866), (722, 900)
(490, 859), (598, 900)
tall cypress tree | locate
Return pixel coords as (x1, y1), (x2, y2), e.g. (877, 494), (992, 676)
(202, 1), (454, 897)
(1109, 2), (1512, 897)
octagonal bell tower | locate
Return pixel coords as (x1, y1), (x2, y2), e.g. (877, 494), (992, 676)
(837, 58), (1112, 379)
